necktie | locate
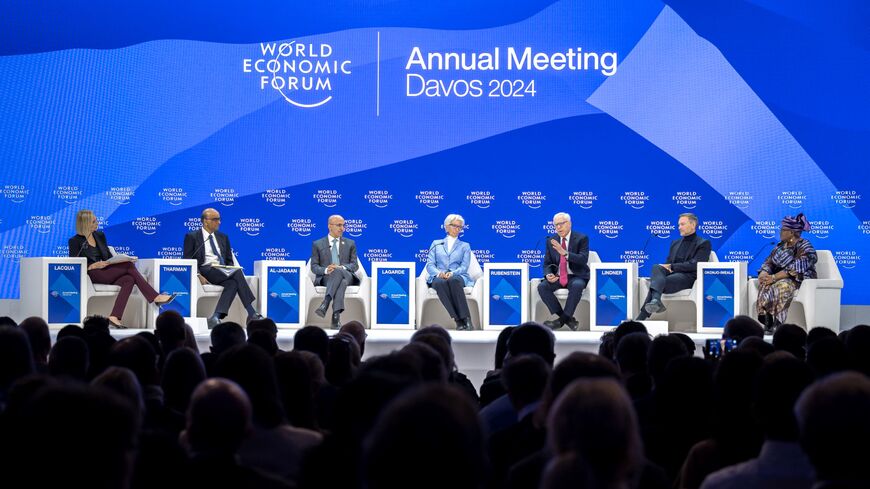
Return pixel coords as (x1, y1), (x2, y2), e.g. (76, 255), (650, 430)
(559, 237), (569, 287)
(331, 238), (340, 265)
(209, 235), (225, 265)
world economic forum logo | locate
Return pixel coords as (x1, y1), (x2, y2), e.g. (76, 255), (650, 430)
(364, 190), (393, 208)
(672, 191), (701, 209)
(699, 220), (727, 239)
(808, 220), (833, 240)
(467, 191), (495, 209)
(752, 220), (777, 240)
(598, 294), (607, 301)
(262, 189), (288, 207)
(517, 191), (546, 209)
(243, 41), (352, 108)
(390, 219), (418, 238)
(492, 220), (520, 238)
(646, 220), (673, 239)
(261, 248), (291, 260)
(288, 218), (316, 237)
(416, 190), (443, 209)
(569, 191), (597, 209)
(621, 191), (648, 210)
(211, 188), (239, 207)
(831, 190), (860, 209)
(778, 191), (805, 209)
(345, 219), (367, 238)
(517, 249), (543, 268)
(3, 184), (29, 203)
(313, 189), (341, 207)
(726, 191), (752, 209)
(595, 220), (622, 239)
(492, 294), (501, 301)
(26, 215), (55, 234)
(1, 245), (28, 263)
(107, 186), (135, 205)
(159, 187), (187, 206)
(834, 251), (860, 270)
(54, 185), (82, 204)
(132, 216), (161, 236)
(236, 218), (265, 237)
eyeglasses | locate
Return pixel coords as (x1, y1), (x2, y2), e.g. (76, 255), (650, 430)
(553, 221), (569, 227)
(447, 223), (463, 229)
(205, 217), (221, 222)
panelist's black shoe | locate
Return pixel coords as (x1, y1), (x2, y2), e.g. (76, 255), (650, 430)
(315, 301), (329, 318)
(207, 314), (222, 330)
(331, 312), (342, 329)
(456, 317), (472, 331)
(543, 315), (564, 330)
(246, 313), (264, 325)
(564, 317), (579, 331)
(644, 299), (666, 315)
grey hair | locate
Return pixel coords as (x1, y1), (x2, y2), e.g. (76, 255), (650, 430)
(679, 213), (698, 225)
(553, 212), (571, 223)
(200, 208), (218, 223)
(444, 214), (465, 228)
(328, 214), (345, 223)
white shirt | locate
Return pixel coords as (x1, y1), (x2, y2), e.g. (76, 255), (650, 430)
(201, 228), (222, 267)
(445, 235), (457, 254)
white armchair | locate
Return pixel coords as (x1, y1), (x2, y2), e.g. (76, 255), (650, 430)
(304, 258), (370, 328)
(529, 251), (601, 330)
(747, 250), (843, 331)
(636, 251), (718, 332)
(195, 255), (259, 326)
(85, 247), (147, 327)
(415, 252), (484, 330)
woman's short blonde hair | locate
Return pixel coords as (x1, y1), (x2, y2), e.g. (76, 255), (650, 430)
(75, 209), (96, 236)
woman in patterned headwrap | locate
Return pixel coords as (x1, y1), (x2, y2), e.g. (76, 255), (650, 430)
(756, 213), (817, 332)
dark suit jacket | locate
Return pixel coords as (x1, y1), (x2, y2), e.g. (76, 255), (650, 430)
(543, 231), (590, 281)
(665, 233), (711, 278)
(183, 229), (235, 268)
(68, 230), (111, 265)
(310, 235), (359, 285)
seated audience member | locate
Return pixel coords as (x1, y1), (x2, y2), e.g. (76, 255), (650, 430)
(722, 316), (764, 344)
(48, 336), (90, 381)
(293, 325), (329, 366)
(772, 323), (807, 360)
(806, 337), (848, 378)
(201, 321), (245, 376)
(18, 316), (51, 373)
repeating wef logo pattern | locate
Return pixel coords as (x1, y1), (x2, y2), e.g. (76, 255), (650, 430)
(2, 245), (29, 262)
(569, 191), (597, 209)
(54, 185), (81, 204)
(390, 219), (418, 238)
(466, 191), (495, 209)
(472, 249), (495, 264)
(345, 219), (367, 237)
(517, 248), (543, 268)
(492, 220), (520, 238)
(313, 189), (341, 207)
(831, 190), (860, 209)
(415, 190), (443, 208)
(261, 247), (291, 260)
(752, 220), (777, 239)
(159, 187), (187, 206)
(132, 217), (161, 235)
(620, 250), (650, 268)
(262, 189), (288, 207)
(859, 220), (870, 235)
(726, 191), (752, 209)
(621, 191), (648, 209)
(646, 220), (673, 239)
(672, 191), (701, 209)
(184, 217), (202, 232)
(517, 191), (545, 209)
(699, 220), (728, 239)
(288, 218), (316, 237)
(107, 186), (135, 205)
(211, 188), (239, 207)
(778, 191), (805, 209)
(364, 248), (393, 262)
(3, 184), (29, 203)
(542, 222), (556, 235)
(809, 220), (833, 240)
(834, 251), (860, 270)
(364, 190), (393, 208)
(243, 41), (352, 109)
(595, 220), (622, 239)
(236, 218), (265, 237)
(415, 248), (430, 263)
(158, 246), (183, 259)
(26, 215), (54, 234)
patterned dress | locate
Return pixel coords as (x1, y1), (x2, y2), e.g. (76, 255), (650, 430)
(756, 238), (817, 323)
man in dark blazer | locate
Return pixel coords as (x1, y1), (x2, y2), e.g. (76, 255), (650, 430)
(636, 212), (711, 320)
(311, 215), (360, 328)
(538, 212), (590, 330)
(183, 208), (261, 329)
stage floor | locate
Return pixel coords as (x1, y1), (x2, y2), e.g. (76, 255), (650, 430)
(95, 329), (723, 390)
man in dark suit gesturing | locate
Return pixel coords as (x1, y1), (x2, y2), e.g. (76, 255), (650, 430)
(311, 215), (360, 328)
(184, 208), (261, 329)
(636, 212), (711, 320)
(538, 212), (590, 330)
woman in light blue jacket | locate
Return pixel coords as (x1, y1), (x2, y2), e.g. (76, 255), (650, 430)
(426, 214), (474, 330)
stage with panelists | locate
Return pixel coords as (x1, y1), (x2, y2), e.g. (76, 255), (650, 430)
(1, 1), (869, 488)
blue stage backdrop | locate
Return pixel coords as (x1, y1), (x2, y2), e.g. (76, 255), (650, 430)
(1, 0), (868, 305)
